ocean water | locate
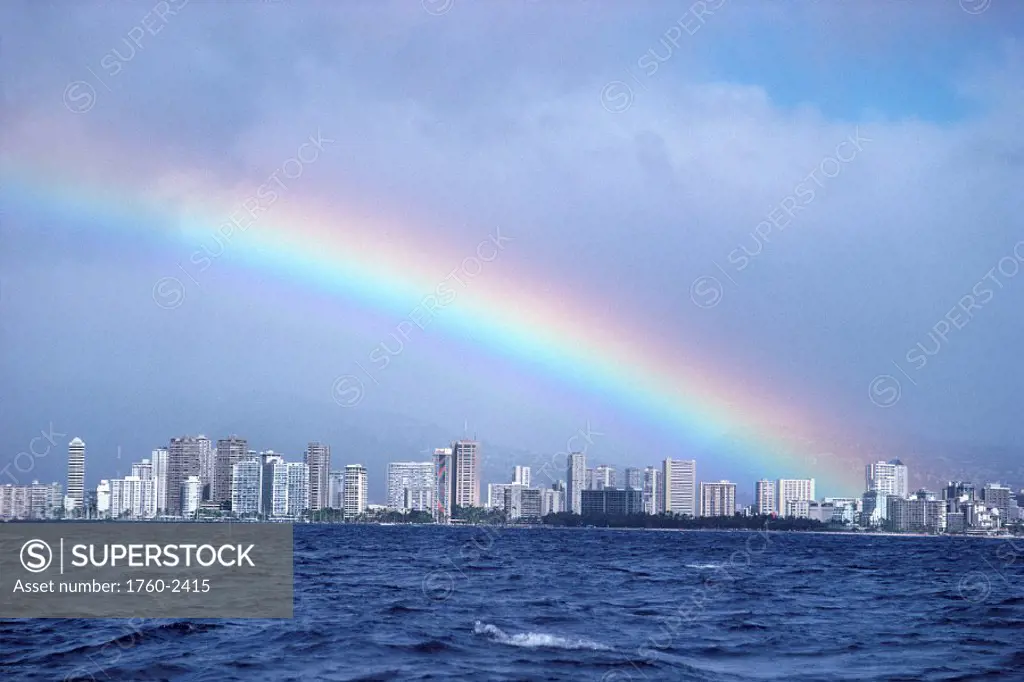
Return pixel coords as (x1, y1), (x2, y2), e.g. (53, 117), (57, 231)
(2, 525), (1023, 681)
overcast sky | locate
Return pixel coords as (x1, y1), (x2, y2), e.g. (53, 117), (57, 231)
(1, 0), (1022, 499)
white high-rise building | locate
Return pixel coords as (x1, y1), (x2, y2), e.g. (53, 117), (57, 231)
(567, 452), (586, 514)
(592, 465), (615, 490)
(343, 464), (368, 517)
(0, 485), (30, 520)
(66, 437), (86, 515)
(197, 435), (215, 501)
(261, 455), (289, 518)
(487, 483), (512, 509)
(512, 466), (531, 487)
(305, 442), (332, 512)
(777, 479), (816, 517)
(214, 436), (248, 505)
(96, 480), (110, 517)
(151, 448), (169, 514)
(541, 487), (564, 516)
(129, 458), (159, 518)
(328, 470), (345, 509)
(866, 460), (909, 499)
(663, 459), (697, 516)
(643, 467), (662, 514)
(180, 476), (202, 517)
(387, 461), (435, 512)
(452, 440), (480, 508)
(110, 476), (157, 519)
(700, 480), (737, 517)
(286, 462), (310, 517)
(755, 479), (776, 515)
(231, 458), (263, 516)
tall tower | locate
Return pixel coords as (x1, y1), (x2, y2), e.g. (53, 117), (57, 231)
(343, 464), (368, 517)
(755, 479), (776, 515)
(624, 467), (643, 491)
(567, 452), (586, 514)
(151, 448), (169, 514)
(305, 442), (332, 512)
(66, 437), (86, 516)
(214, 436), (248, 505)
(433, 448), (453, 522)
(643, 466), (662, 514)
(662, 458), (696, 516)
(167, 436), (207, 515)
(451, 440), (480, 509)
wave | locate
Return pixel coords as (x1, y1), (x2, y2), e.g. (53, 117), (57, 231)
(473, 621), (611, 651)
(685, 562), (725, 569)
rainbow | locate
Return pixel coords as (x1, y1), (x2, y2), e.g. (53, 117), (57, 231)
(1, 140), (862, 495)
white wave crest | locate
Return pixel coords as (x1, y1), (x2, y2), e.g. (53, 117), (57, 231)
(473, 621), (611, 651)
(685, 562), (725, 569)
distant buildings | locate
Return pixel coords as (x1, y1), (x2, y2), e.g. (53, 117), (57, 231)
(387, 461), (434, 512)
(700, 481), (736, 517)
(755, 479), (775, 515)
(0, 482), (62, 521)
(512, 466), (531, 487)
(66, 437), (86, 515)
(305, 442), (331, 512)
(887, 490), (945, 533)
(151, 448), (169, 514)
(285, 461), (310, 517)
(328, 470), (345, 510)
(592, 465), (616, 490)
(663, 459), (696, 516)
(261, 454), (289, 517)
(567, 452), (586, 515)
(343, 464), (368, 517)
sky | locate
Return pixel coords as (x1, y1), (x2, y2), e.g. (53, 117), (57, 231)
(1, 0), (1022, 502)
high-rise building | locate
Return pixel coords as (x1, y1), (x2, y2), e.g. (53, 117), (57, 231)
(755, 479), (776, 515)
(581, 489), (644, 515)
(0, 485), (30, 520)
(981, 483), (1012, 520)
(624, 467), (643, 491)
(503, 486), (542, 520)
(261, 455), (289, 518)
(197, 436), (215, 500)
(214, 436), (248, 505)
(109, 476), (157, 519)
(777, 479), (816, 518)
(167, 436), (209, 515)
(541, 487), (564, 516)
(231, 458), (263, 516)
(387, 461), (435, 512)
(433, 448), (453, 522)
(643, 466), (662, 514)
(286, 462), (310, 517)
(130, 459), (159, 518)
(700, 480), (736, 517)
(865, 459), (909, 498)
(861, 490), (889, 527)
(305, 442), (332, 512)
(343, 464), (368, 517)
(887, 492), (945, 533)
(512, 466), (531, 487)
(96, 480), (110, 518)
(28, 481), (61, 519)
(328, 470), (345, 509)
(66, 437), (86, 515)
(451, 440), (480, 508)
(487, 483), (512, 509)
(567, 452), (586, 514)
(151, 448), (168, 514)
(663, 459), (696, 516)
(180, 476), (202, 517)
(593, 465), (616, 490)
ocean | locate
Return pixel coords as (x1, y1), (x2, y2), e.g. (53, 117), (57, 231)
(2, 525), (1022, 681)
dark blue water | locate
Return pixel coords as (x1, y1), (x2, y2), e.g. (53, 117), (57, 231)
(3, 526), (1023, 681)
